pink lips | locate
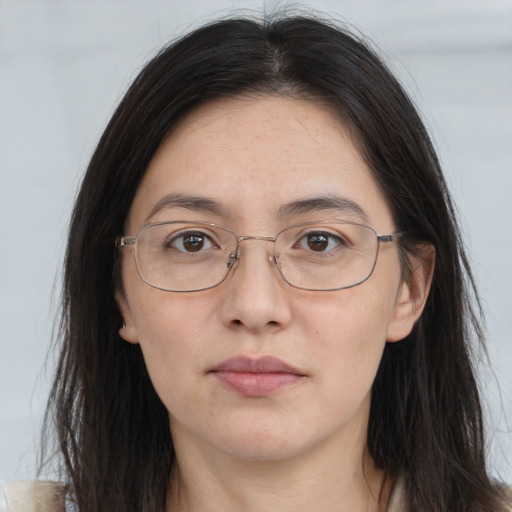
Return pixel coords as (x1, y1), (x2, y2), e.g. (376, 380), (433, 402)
(210, 356), (305, 397)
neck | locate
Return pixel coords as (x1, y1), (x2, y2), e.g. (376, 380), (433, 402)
(167, 419), (391, 512)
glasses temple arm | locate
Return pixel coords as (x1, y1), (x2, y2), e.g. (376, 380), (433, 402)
(115, 236), (137, 247)
(378, 232), (404, 243)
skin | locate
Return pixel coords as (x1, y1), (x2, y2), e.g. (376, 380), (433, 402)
(116, 95), (433, 512)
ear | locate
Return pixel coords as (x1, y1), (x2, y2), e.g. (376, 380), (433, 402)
(386, 244), (435, 342)
(115, 290), (139, 344)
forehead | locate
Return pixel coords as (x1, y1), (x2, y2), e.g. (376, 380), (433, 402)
(125, 95), (393, 231)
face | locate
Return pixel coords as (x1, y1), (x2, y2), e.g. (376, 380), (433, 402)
(117, 96), (427, 464)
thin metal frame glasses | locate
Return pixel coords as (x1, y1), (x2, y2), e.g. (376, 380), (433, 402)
(115, 220), (402, 292)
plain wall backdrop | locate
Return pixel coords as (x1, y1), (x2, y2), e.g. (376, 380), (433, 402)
(1, 0), (511, 486)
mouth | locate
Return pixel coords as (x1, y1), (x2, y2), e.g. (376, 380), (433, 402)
(209, 356), (306, 397)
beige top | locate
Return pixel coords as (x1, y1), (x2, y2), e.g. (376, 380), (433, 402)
(1, 478), (410, 512)
(1, 481), (68, 512)
(1, 481), (65, 512)
(3, 477), (510, 512)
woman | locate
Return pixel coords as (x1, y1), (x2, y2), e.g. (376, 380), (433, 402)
(9, 12), (509, 512)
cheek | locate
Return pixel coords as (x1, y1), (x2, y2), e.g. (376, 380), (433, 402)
(299, 284), (396, 384)
(128, 292), (215, 394)
(302, 283), (395, 341)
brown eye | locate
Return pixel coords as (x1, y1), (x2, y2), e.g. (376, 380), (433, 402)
(307, 233), (329, 251)
(183, 234), (205, 252)
(167, 231), (214, 253)
(294, 231), (344, 253)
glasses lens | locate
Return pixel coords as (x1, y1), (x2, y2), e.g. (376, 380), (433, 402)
(131, 221), (380, 292)
(134, 222), (237, 291)
(275, 222), (379, 290)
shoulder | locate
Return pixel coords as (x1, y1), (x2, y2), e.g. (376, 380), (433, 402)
(503, 485), (512, 512)
(387, 477), (410, 512)
(1, 480), (67, 512)
(387, 477), (512, 512)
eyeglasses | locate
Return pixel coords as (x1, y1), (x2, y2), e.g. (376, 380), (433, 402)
(115, 220), (402, 292)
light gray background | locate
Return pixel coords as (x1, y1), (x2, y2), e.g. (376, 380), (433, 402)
(1, 0), (511, 486)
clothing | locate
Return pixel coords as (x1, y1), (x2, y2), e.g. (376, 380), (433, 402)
(1, 480), (66, 512)
(388, 478), (410, 512)
(2, 478), (510, 511)
(2, 478), (410, 512)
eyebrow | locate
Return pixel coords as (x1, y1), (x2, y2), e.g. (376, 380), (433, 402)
(146, 192), (369, 224)
(146, 193), (228, 222)
(277, 195), (369, 223)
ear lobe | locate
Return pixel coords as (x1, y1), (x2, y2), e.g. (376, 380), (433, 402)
(386, 244), (435, 342)
(115, 290), (139, 344)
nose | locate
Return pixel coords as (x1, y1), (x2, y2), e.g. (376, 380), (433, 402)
(219, 238), (292, 333)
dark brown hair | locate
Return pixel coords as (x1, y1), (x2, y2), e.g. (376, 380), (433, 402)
(41, 13), (509, 512)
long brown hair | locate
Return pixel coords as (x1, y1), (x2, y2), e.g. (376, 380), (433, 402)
(41, 13), (510, 511)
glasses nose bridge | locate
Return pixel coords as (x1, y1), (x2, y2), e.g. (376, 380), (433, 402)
(237, 235), (276, 244)
(232, 235), (278, 265)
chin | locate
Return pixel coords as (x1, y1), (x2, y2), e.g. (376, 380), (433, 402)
(219, 436), (306, 462)
(205, 418), (320, 462)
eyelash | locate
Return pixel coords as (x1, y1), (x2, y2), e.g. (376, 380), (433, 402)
(165, 231), (217, 252)
(293, 231), (347, 252)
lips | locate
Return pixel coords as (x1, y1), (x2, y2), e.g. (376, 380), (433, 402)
(210, 356), (306, 397)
